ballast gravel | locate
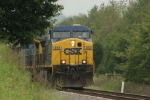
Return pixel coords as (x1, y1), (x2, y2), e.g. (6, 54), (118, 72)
(58, 91), (113, 100)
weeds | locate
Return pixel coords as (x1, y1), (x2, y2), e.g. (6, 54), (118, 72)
(0, 42), (66, 100)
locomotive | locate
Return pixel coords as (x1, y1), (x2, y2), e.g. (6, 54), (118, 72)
(21, 24), (95, 87)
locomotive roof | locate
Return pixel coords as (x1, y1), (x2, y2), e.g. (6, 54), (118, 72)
(51, 25), (92, 32)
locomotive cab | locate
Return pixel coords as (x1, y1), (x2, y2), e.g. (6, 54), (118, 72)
(50, 25), (95, 87)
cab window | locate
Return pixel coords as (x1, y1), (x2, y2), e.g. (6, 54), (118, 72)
(73, 32), (90, 38)
(53, 32), (70, 38)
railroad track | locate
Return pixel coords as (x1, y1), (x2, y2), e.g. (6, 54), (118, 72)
(62, 88), (150, 100)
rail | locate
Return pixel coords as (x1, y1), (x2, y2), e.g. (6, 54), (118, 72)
(62, 88), (150, 100)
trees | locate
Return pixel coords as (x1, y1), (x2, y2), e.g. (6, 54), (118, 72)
(113, 0), (150, 84)
(93, 41), (103, 71)
(0, 0), (63, 46)
(122, 18), (150, 84)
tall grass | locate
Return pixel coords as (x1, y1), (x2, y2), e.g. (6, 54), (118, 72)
(88, 73), (150, 96)
(124, 82), (150, 96)
(88, 73), (123, 92)
(0, 43), (66, 100)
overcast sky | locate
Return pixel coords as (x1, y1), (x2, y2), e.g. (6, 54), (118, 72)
(57, 0), (121, 16)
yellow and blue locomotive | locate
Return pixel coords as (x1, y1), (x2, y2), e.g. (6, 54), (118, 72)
(21, 24), (95, 87)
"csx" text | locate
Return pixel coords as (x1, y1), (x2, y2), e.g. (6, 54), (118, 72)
(64, 48), (82, 55)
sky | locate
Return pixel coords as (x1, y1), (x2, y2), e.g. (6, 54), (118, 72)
(57, 0), (121, 16)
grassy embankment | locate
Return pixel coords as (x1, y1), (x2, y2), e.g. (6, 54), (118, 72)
(0, 43), (66, 100)
(88, 73), (150, 96)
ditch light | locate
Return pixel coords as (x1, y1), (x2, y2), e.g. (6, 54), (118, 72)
(61, 60), (66, 64)
(82, 60), (87, 64)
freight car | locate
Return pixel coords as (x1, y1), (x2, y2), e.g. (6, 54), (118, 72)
(21, 24), (95, 88)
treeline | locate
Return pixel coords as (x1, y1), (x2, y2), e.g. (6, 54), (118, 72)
(57, 0), (150, 85)
(0, 0), (63, 46)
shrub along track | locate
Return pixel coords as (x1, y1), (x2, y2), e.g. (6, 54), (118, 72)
(62, 88), (150, 100)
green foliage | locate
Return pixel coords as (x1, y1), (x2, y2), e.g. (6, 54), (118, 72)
(0, 0), (63, 46)
(89, 3), (121, 40)
(98, 0), (150, 85)
(97, 32), (128, 74)
(93, 41), (103, 69)
(123, 19), (150, 84)
(113, 0), (150, 84)
(0, 42), (65, 100)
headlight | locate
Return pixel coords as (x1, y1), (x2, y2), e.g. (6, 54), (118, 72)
(53, 46), (61, 50)
(82, 60), (87, 64)
(71, 40), (75, 47)
(84, 46), (92, 50)
(61, 60), (66, 64)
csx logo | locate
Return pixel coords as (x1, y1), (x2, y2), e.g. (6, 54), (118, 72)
(64, 48), (82, 55)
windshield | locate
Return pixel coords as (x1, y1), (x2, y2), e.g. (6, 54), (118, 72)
(73, 32), (90, 38)
(53, 32), (70, 38)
